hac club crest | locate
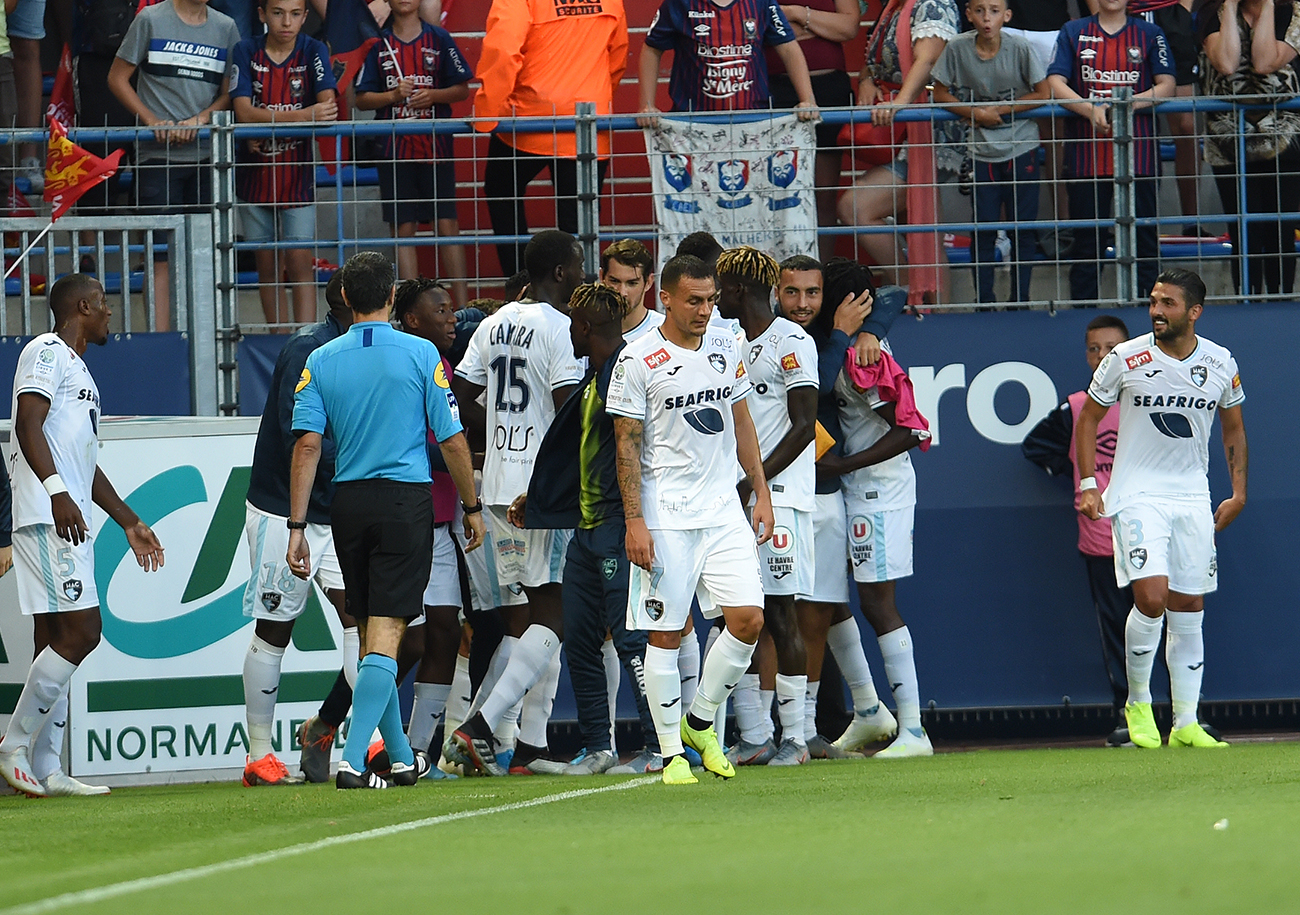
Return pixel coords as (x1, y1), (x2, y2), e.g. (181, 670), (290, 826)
(62, 579), (83, 601)
(1191, 365), (1207, 387)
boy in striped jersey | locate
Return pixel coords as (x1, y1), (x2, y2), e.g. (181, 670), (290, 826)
(1047, 0), (1174, 303)
(230, 0), (338, 328)
(356, 0), (472, 301)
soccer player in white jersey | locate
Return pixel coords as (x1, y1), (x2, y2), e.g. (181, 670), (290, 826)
(607, 253), (774, 786)
(0, 275), (165, 796)
(1077, 268), (1247, 750)
(715, 247), (818, 766)
(602, 238), (665, 343)
(451, 230), (586, 775)
(819, 266), (933, 759)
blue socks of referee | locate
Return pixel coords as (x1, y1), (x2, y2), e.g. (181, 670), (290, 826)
(344, 654), (413, 771)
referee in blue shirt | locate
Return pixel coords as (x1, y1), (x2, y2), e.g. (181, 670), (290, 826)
(288, 252), (485, 790)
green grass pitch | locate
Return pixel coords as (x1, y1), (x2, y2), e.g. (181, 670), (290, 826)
(3, 743), (1298, 915)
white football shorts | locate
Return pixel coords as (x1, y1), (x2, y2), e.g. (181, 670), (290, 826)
(13, 523), (99, 615)
(809, 490), (851, 603)
(484, 503), (570, 590)
(627, 504), (765, 632)
(243, 503), (343, 620)
(757, 504), (814, 598)
(844, 500), (914, 584)
(422, 521), (463, 609)
(1111, 498), (1217, 595)
(459, 506), (527, 612)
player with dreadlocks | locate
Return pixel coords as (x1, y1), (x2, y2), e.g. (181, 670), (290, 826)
(711, 247), (819, 766)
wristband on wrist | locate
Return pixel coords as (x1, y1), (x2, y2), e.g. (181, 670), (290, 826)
(1079, 477), (1098, 492)
(42, 474), (68, 497)
(805, 5), (811, 28)
(462, 501), (483, 515)
(286, 520), (308, 530)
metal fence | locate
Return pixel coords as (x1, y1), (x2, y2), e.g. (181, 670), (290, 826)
(0, 93), (1295, 412)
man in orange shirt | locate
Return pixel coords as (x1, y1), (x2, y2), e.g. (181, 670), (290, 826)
(474, 0), (628, 278)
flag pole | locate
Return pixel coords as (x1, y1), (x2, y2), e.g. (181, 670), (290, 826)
(3, 219), (55, 282)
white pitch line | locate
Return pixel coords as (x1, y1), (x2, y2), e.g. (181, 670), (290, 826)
(2, 776), (657, 915)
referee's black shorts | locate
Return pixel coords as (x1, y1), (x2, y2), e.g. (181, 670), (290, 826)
(331, 480), (433, 620)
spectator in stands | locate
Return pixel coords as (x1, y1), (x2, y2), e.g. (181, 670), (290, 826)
(231, 0), (339, 328)
(10, 0), (57, 190)
(1046, 0), (1174, 303)
(71, 0), (139, 272)
(1005, 0), (1074, 256)
(475, 0), (627, 279)
(932, 0), (1049, 304)
(0, 0), (16, 211)
(1199, 0), (1300, 296)
(1021, 314), (1133, 746)
(836, 0), (962, 303)
(767, 0), (862, 261)
(356, 0), (472, 302)
(638, 0), (818, 121)
(1119, 0), (1206, 237)
(109, 0), (241, 332)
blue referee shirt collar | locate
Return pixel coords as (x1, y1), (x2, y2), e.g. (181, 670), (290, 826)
(349, 321), (392, 330)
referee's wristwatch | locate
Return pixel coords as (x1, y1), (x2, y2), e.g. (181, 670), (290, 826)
(462, 500), (483, 515)
(286, 519), (308, 530)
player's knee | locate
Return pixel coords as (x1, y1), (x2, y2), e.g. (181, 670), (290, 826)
(59, 613), (102, 664)
(727, 607), (764, 644)
(1166, 592), (1203, 614)
(255, 618), (294, 649)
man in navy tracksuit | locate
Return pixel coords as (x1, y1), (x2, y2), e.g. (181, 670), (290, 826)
(509, 283), (661, 775)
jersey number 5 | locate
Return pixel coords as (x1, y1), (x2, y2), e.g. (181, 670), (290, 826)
(490, 356), (531, 414)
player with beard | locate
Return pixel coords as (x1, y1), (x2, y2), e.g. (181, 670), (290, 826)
(1077, 268), (1246, 749)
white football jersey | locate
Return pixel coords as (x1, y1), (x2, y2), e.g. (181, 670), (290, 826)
(457, 300), (585, 506)
(9, 334), (101, 530)
(741, 316), (818, 508)
(834, 340), (916, 512)
(623, 308), (665, 343)
(606, 328), (752, 530)
(1088, 333), (1244, 512)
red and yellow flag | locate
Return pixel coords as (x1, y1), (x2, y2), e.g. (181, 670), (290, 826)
(45, 45), (75, 126)
(44, 117), (124, 220)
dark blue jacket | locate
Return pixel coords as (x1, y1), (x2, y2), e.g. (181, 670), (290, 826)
(246, 314), (345, 523)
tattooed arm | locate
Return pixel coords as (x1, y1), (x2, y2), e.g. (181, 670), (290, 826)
(1215, 404), (1248, 532)
(613, 416), (654, 569)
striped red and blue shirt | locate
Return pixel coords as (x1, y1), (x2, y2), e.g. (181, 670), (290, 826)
(645, 0), (795, 112)
(230, 34), (336, 205)
(356, 23), (473, 161)
(1048, 15), (1174, 178)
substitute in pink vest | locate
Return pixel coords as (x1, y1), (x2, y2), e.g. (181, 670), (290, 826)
(1021, 315), (1130, 745)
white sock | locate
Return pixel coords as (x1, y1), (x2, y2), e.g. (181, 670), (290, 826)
(467, 635), (517, 719)
(689, 628), (756, 724)
(703, 626), (726, 736)
(758, 689), (776, 742)
(878, 626), (922, 732)
(494, 696), (522, 748)
(602, 639), (620, 754)
(1, 647), (78, 752)
(732, 673), (765, 744)
(1125, 608), (1164, 705)
(827, 618), (880, 713)
(407, 681), (451, 754)
(804, 680), (820, 742)
(643, 645), (684, 757)
(30, 686), (69, 780)
(1165, 611), (1204, 730)
(342, 627), (360, 690)
(481, 624), (558, 731)
(775, 674), (807, 746)
(444, 654), (473, 732)
(518, 650), (561, 748)
(678, 626), (700, 708)
(243, 635), (286, 759)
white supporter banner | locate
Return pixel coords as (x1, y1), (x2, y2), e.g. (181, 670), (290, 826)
(0, 418), (349, 782)
(646, 114), (818, 272)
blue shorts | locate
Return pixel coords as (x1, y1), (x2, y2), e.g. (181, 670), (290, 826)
(8, 0), (45, 40)
(241, 203), (316, 244)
